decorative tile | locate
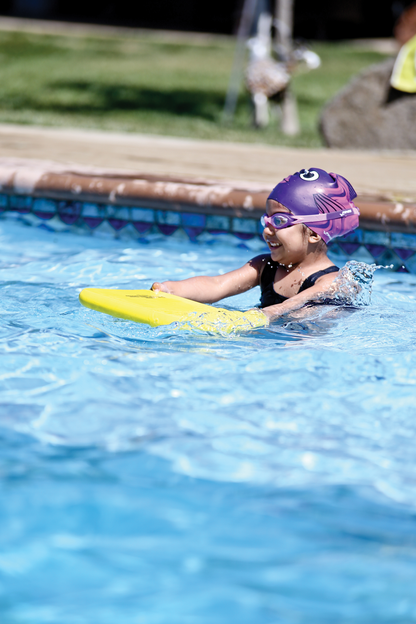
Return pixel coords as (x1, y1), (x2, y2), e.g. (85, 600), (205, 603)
(6, 192), (416, 273)
(105, 206), (130, 231)
(338, 242), (361, 255)
(232, 218), (257, 234)
(158, 224), (179, 236)
(110, 222), (138, 240)
(131, 208), (155, 234)
(156, 210), (181, 225)
(0, 194), (8, 212)
(133, 223), (154, 235)
(327, 242), (342, 256)
(81, 203), (105, 229)
(363, 230), (390, 246)
(43, 214), (75, 232)
(390, 232), (416, 250)
(376, 248), (403, 271)
(351, 245), (378, 264)
(338, 228), (363, 244)
(57, 201), (82, 225)
(402, 253), (416, 273)
(156, 210), (180, 236)
(206, 214), (230, 234)
(365, 244), (386, 259)
(182, 213), (206, 239)
(258, 220), (264, 236)
(235, 233), (255, 241)
(32, 198), (57, 220)
(393, 248), (415, 261)
(330, 243), (375, 264)
(91, 219), (117, 237)
(9, 195), (32, 214)
(232, 218), (257, 240)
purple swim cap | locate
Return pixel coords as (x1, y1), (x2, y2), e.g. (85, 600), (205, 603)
(267, 168), (360, 243)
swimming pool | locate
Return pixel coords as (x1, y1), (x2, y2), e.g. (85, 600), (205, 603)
(1, 216), (416, 623)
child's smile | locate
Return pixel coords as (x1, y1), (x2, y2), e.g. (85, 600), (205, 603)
(263, 200), (308, 265)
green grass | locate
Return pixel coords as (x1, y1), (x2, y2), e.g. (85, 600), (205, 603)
(0, 30), (390, 147)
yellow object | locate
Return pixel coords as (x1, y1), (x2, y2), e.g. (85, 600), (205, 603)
(79, 288), (268, 334)
(391, 34), (416, 93)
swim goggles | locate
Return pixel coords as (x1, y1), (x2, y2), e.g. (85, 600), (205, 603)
(260, 207), (359, 230)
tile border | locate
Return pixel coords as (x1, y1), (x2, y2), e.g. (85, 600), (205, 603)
(1, 159), (416, 272)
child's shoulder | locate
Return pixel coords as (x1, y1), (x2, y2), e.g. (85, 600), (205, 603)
(249, 253), (272, 267)
(248, 253), (274, 276)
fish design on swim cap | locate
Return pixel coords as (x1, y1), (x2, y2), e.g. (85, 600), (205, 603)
(267, 168), (360, 243)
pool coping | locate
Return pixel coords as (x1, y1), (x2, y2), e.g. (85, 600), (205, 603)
(1, 158), (416, 232)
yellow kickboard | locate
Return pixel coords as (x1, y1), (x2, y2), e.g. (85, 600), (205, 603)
(79, 288), (268, 333)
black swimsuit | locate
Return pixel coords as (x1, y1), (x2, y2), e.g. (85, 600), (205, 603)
(259, 257), (339, 308)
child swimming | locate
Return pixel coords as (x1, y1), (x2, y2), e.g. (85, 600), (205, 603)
(151, 168), (360, 321)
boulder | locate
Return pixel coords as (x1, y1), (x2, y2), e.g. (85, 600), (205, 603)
(320, 58), (416, 149)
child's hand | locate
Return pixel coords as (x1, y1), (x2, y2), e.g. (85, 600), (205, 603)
(151, 282), (171, 294)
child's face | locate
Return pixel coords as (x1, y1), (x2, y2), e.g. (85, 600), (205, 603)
(263, 199), (314, 266)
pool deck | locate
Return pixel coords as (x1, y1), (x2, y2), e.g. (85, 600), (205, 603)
(1, 123), (416, 203)
(2, 123), (416, 256)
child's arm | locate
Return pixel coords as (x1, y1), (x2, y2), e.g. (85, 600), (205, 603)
(151, 255), (267, 304)
(262, 271), (339, 320)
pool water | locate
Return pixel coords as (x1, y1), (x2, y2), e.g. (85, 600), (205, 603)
(1, 217), (416, 623)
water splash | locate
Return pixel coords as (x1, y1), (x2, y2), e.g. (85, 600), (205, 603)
(178, 307), (268, 336)
(319, 260), (390, 307)
(161, 262), (390, 336)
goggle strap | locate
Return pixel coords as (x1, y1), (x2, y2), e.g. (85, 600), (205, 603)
(264, 206), (359, 227)
(294, 207), (359, 224)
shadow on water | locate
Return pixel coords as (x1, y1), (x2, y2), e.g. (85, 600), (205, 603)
(8, 81), (230, 121)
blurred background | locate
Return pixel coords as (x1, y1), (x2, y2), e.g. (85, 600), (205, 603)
(0, 0), (413, 149)
(0, 0), (411, 40)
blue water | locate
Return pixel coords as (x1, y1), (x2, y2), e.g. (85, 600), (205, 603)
(1, 217), (416, 623)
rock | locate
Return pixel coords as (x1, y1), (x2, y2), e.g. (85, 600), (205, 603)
(320, 58), (416, 149)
